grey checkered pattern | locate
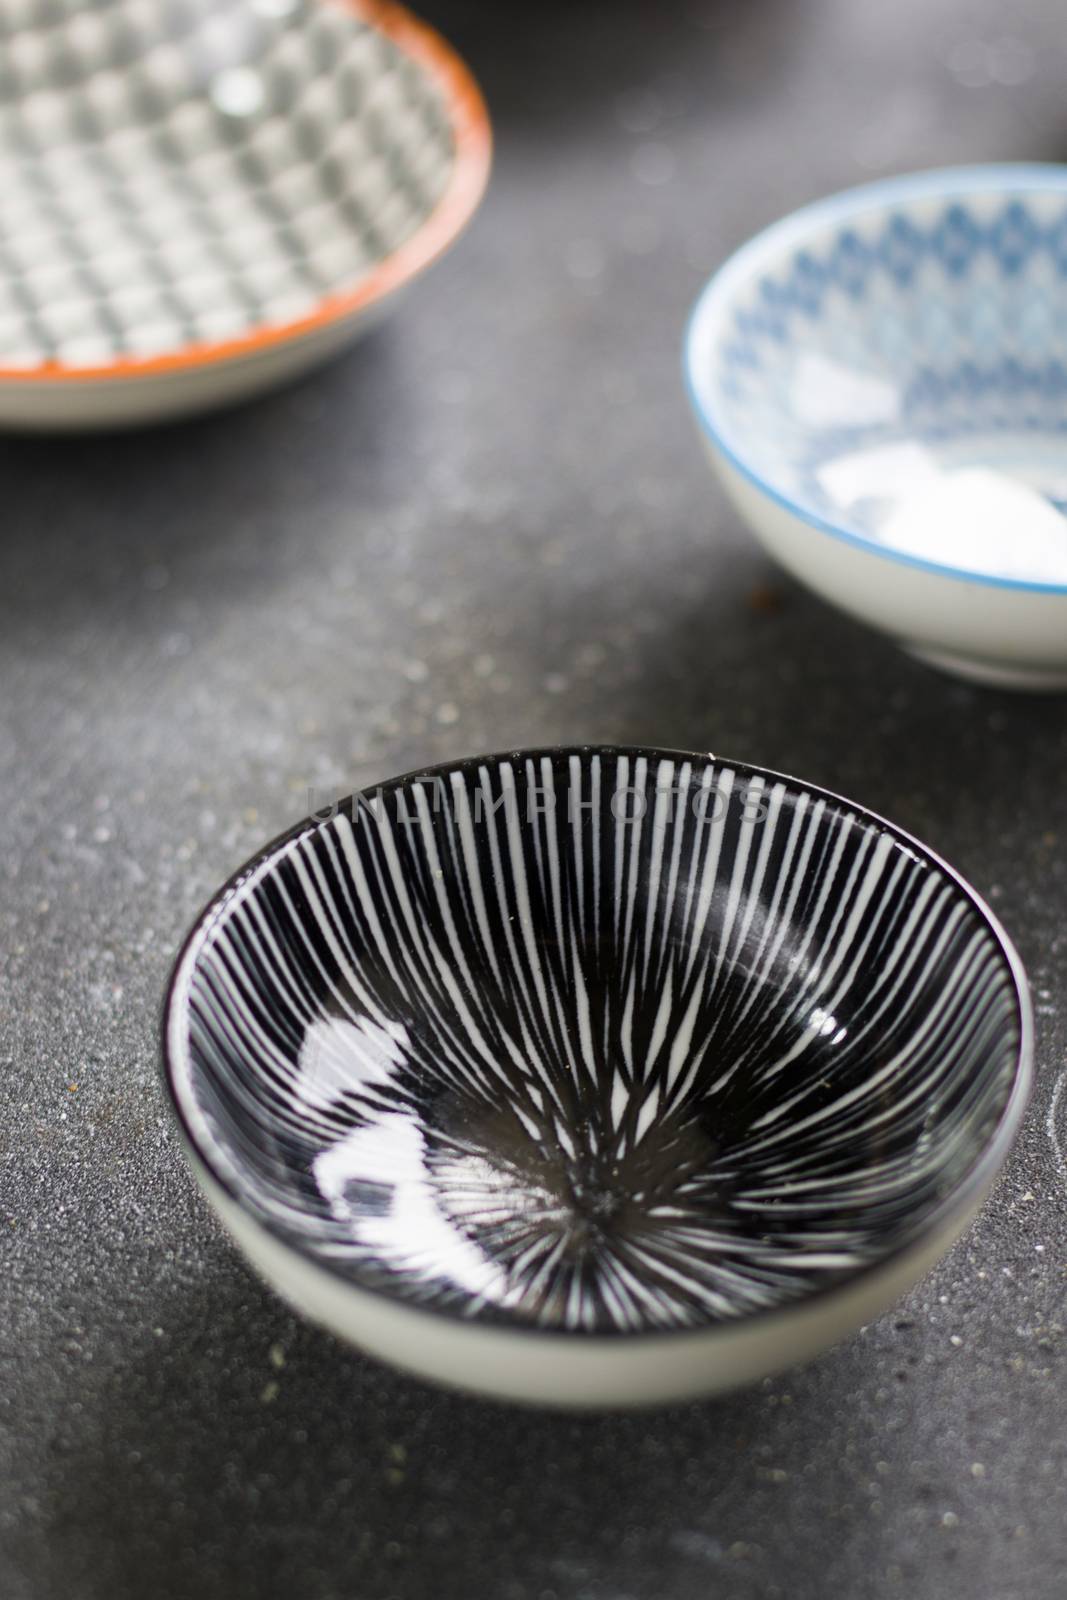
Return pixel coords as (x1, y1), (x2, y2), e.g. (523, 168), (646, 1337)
(0, 0), (455, 366)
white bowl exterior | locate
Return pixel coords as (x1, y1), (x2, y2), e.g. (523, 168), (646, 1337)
(0, 299), (391, 431)
(195, 1149), (994, 1408)
(709, 447), (1067, 682)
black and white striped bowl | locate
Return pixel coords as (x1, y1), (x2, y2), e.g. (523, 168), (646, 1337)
(163, 747), (1031, 1406)
(0, 0), (489, 428)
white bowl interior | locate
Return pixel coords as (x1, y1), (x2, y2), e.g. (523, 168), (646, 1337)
(690, 176), (1067, 581)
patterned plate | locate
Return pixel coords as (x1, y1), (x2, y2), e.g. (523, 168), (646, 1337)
(163, 748), (1031, 1405)
(0, 0), (490, 427)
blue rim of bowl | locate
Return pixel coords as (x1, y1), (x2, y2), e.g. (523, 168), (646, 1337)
(161, 744), (1033, 1344)
(684, 163), (1067, 597)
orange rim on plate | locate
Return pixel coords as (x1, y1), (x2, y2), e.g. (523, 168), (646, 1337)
(0, 0), (492, 385)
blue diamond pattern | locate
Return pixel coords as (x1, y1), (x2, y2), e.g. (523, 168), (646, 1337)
(711, 196), (1067, 526)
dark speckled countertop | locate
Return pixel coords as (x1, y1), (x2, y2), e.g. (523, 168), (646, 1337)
(2, 1), (1067, 1596)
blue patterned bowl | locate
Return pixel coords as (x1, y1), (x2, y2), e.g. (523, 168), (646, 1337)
(163, 748), (1030, 1406)
(686, 166), (1067, 688)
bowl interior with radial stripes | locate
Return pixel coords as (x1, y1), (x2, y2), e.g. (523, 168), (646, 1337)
(165, 747), (1028, 1341)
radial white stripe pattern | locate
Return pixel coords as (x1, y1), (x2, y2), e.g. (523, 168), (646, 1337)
(167, 749), (1025, 1334)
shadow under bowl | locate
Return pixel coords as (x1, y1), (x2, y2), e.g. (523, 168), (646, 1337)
(686, 165), (1067, 689)
(163, 747), (1031, 1406)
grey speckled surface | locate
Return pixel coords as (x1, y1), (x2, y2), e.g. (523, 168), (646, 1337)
(2, 1), (1067, 1596)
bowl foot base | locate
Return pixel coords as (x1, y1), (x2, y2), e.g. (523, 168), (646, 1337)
(905, 644), (1067, 692)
